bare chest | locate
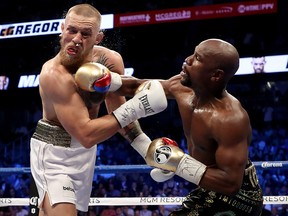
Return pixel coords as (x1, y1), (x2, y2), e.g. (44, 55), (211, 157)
(178, 100), (217, 158)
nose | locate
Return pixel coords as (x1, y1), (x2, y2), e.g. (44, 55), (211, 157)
(72, 33), (83, 45)
(185, 55), (193, 65)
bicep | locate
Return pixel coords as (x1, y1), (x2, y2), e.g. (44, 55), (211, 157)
(214, 117), (249, 175)
(101, 49), (125, 75)
(102, 50), (127, 112)
(50, 76), (91, 137)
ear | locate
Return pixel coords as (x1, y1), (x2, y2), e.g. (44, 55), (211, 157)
(61, 22), (65, 32)
(95, 31), (104, 45)
(211, 69), (224, 82)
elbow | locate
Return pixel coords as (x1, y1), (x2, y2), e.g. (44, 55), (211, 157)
(223, 181), (242, 196)
(78, 137), (98, 149)
(225, 187), (241, 196)
(82, 143), (95, 149)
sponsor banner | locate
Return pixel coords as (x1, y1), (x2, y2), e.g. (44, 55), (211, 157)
(114, 0), (277, 27)
(0, 196), (287, 207)
(253, 161), (288, 170)
(0, 0), (276, 39)
(0, 14), (113, 39)
(0, 19), (63, 39)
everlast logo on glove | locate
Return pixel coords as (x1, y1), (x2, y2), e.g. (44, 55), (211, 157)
(138, 94), (155, 115)
(113, 80), (167, 128)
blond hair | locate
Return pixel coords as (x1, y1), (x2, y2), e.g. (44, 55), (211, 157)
(64, 4), (102, 30)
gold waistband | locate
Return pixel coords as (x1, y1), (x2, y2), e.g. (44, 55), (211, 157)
(32, 120), (71, 147)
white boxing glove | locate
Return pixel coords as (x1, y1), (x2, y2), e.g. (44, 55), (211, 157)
(113, 80), (167, 128)
(150, 168), (175, 182)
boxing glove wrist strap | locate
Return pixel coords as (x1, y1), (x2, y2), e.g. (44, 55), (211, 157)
(130, 133), (151, 159)
(175, 154), (207, 185)
(113, 100), (136, 128)
(109, 72), (122, 92)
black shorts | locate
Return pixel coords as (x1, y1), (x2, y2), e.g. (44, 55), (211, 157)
(169, 160), (263, 216)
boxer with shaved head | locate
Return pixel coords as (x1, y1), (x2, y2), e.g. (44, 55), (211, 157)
(112, 38), (264, 216)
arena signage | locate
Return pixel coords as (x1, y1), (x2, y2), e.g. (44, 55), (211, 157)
(0, 0), (276, 39)
(0, 14), (114, 39)
(0, 19), (62, 38)
(261, 162), (283, 168)
(16, 68), (134, 89)
(114, 0), (277, 27)
(18, 75), (39, 88)
(236, 54), (288, 75)
(0, 196), (287, 207)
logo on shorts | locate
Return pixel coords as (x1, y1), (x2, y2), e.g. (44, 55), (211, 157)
(154, 146), (172, 164)
(63, 186), (75, 193)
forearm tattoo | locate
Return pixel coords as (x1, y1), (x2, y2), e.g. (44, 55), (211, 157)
(119, 121), (143, 143)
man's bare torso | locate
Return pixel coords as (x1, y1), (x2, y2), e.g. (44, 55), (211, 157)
(171, 80), (249, 166)
(40, 46), (111, 125)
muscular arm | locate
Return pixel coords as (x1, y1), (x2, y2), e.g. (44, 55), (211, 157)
(40, 64), (121, 149)
(116, 74), (187, 100)
(96, 47), (147, 143)
(199, 107), (251, 195)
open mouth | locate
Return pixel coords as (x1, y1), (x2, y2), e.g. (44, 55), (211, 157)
(67, 47), (78, 55)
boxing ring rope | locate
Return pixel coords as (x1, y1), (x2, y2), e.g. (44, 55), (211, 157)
(1, 161), (288, 207)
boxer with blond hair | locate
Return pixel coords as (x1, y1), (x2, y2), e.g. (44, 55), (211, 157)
(30, 4), (167, 216)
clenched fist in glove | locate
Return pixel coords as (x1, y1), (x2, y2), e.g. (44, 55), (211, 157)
(113, 80), (167, 128)
(146, 137), (207, 185)
(130, 133), (175, 182)
(75, 62), (122, 92)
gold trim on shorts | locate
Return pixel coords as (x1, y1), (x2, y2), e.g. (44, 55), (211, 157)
(32, 119), (71, 147)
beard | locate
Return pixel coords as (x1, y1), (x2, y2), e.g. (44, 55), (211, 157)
(58, 37), (93, 73)
(59, 48), (85, 73)
(180, 73), (192, 88)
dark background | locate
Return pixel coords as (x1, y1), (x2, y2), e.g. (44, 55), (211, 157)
(0, 0), (288, 89)
(0, 3), (287, 215)
(0, 0), (287, 160)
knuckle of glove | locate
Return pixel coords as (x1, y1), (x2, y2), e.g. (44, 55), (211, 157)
(135, 80), (167, 116)
(150, 80), (167, 112)
(162, 137), (178, 146)
(92, 71), (111, 93)
(146, 138), (183, 172)
(75, 62), (111, 92)
(135, 81), (150, 94)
